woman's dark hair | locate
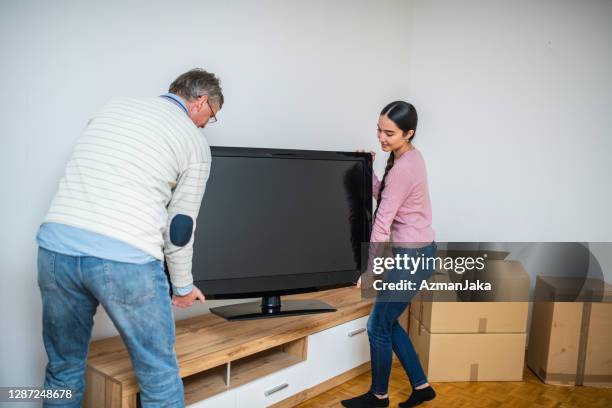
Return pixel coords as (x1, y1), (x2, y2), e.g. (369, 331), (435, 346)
(375, 101), (418, 217)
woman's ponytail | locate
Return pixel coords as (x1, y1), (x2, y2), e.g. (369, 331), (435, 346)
(374, 154), (395, 217)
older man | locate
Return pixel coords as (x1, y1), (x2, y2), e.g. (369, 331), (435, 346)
(36, 68), (223, 407)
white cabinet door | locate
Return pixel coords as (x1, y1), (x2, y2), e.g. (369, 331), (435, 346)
(234, 360), (309, 408)
(186, 389), (236, 408)
(307, 315), (370, 383)
(188, 315), (371, 408)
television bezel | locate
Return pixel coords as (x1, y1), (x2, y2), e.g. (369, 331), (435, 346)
(190, 146), (373, 300)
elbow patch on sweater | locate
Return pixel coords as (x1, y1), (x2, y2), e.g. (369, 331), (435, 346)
(169, 214), (193, 247)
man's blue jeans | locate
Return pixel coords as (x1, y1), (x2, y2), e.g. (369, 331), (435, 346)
(37, 246), (184, 407)
(367, 242), (437, 395)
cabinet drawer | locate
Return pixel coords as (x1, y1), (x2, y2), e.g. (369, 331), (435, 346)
(234, 360), (309, 407)
(186, 389), (236, 408)
(308, 315), (370, 381)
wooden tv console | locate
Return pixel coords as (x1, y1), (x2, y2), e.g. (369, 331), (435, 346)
(83, 287), (408, 407)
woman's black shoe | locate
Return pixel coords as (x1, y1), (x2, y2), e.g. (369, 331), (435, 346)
(399, 385), (436, 407)
(341, 390), (389, 407)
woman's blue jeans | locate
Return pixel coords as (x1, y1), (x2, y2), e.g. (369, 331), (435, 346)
(367, 242), (437, 395)
(37, 246), (184, 407)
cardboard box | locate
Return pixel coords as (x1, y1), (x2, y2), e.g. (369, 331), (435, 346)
(415, 259), (530, 302)
(410, 300), (528, 334)
(527, 276), (612, 387)
(469, 260), (531, 302)
(409, 315), (526, 382)
(410, 260), (530, 333)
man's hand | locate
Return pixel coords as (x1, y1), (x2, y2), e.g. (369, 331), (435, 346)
(172, 286), (206, 308)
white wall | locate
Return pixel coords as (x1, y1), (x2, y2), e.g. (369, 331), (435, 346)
(1, 0), (610, 398)
(404, 0), (612, 242)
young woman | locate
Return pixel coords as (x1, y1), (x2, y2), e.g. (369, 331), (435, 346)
(342, 101), (437, 408)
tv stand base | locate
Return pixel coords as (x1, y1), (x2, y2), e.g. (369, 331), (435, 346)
(210, 297), (336, 320)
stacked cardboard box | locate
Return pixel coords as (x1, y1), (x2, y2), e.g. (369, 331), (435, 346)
(408, 259), (530, 382)
(527, 276), (612, 387)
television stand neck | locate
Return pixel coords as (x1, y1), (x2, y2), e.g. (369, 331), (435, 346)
(261, 295), (281, 311)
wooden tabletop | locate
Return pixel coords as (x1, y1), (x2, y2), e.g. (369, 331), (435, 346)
(87, 286), (373, 396)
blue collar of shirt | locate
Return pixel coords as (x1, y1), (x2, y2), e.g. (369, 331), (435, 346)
(159, 93), (189, 116)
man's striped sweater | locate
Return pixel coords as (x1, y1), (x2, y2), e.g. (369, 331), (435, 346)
(42, 96), (211, 288)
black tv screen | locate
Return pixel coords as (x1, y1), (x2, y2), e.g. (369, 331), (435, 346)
(192, 147), (372, 299)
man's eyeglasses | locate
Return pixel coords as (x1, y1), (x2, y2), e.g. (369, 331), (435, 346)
(205, 98), (218, 124)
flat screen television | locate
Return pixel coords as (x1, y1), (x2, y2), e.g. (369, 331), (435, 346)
(190, 146), (372, 320)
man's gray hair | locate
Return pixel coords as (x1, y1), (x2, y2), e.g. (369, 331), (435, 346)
(169, 68), (224, 107)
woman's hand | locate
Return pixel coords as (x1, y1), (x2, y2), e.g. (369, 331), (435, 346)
(356, 276), (361, 288)
(356, 149), (376, 163)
